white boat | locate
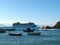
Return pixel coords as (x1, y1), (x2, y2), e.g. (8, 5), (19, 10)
(9, 33), (22, 36)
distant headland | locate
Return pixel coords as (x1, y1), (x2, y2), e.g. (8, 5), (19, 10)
(41, 21), (60, 29)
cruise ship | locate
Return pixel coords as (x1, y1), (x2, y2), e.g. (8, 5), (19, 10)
(12, 22), (39, 30)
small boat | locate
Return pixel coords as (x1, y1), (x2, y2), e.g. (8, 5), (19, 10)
(9, 33), (22, 36)
(28, 32), (41, 35)
(0, 29), (6, 33)
(5, 28), (15, 31)
(23, 28), (34, 32)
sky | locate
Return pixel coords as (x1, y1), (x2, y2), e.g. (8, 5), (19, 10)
(0, 0), (60, 26)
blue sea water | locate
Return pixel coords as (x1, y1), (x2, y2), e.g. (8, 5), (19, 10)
(0, 29), (60, 45)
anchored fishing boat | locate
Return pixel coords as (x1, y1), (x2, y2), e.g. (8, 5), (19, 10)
(23, 28), (34, 32)
(9, 33), (22, 36)
(0, 29), (6, 33)
(5, 28), (15, 31)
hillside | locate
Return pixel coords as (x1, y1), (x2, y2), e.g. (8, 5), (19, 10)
(54, 21), (60, 28)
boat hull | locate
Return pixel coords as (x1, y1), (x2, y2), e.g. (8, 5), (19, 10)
(5, 29), (15, 31)
(9, 34), (22, 36)
(23, 30), (34, 32)
(0, 29), (6, 33)
(28, 32), (41, 35)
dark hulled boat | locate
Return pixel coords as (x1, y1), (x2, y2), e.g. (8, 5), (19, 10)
(23, 28), (34, 32)
(28, 32), (41, 35)
(0, 29), (6, 33)
(9, 33), (22, 36)
(5, 28), (15, 31)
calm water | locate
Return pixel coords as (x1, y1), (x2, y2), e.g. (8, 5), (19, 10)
(0, 29), (60, 45)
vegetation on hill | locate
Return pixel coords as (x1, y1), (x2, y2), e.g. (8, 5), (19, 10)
(54, 21), (60, 28)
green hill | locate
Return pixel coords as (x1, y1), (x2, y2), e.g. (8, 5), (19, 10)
(54, 21), (60, 28)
